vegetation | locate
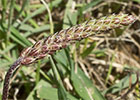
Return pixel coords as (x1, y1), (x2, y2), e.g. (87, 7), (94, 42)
(0, 0), (140, 100)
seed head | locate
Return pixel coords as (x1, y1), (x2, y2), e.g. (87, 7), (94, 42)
(20, 13), (136, 65)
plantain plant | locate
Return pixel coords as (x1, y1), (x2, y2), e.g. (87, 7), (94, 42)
(2, 13), (136, 100)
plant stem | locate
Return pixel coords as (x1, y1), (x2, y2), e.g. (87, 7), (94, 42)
(41, 0), (54, 34)
(2, 57), (23, 100)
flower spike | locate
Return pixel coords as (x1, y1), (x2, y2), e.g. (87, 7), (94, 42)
(2, 13), (136, 100)
(20, 13), (136, 65)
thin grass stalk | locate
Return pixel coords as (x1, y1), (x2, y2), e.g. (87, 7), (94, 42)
(2, 13), (136, 100)
(41, 0), (54, 34)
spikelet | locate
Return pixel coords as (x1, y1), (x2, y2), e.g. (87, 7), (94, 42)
(20, 13), (136, 65)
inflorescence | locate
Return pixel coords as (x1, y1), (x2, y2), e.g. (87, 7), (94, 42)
(20, 13), (136, 65)
(2, 13), (136, 100)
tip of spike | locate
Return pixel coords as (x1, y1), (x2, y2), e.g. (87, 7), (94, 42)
(119, 13), (137, 25)
(127, 15), (137, 24)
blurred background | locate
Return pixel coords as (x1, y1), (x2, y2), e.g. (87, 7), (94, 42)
(0, 0), (140, 100)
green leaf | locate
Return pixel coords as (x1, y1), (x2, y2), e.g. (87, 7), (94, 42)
(92, 49), (106, 57)
(50, 0), (62, 8)
(10, 26), (32, 47)
(103, 73), (138, 95)
(12, 0), (29, 24)
(78, 0), (103, 14)
(26, 80), (52, 100)
(58, 83), (68, 100)
(55, 48), (106, 100)
(81, 42), (96, 58)
(38, 83), (79, 100)
(19, 24), (34, 32)
(63, 0), (78, 29)
(133, 0), (140, 3)
(54, 49), (71, 70)
(29, 79), (78, 100)
(23, 24), (50, 37)
(71, 66), (106, 100)
(38, 86), (59, 100)
(50, 55), (70, 100)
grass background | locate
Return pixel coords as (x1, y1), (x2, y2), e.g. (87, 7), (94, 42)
(0, 0), (140, 100)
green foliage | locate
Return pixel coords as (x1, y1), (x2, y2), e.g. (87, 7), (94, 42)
(103, 73), (139, 94)
(133, 0), (140, 3)
(81, 42), (96, 58)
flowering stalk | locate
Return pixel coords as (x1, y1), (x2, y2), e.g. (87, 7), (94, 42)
(2, 13), (136, 100)
(2, 57), (23, 100)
